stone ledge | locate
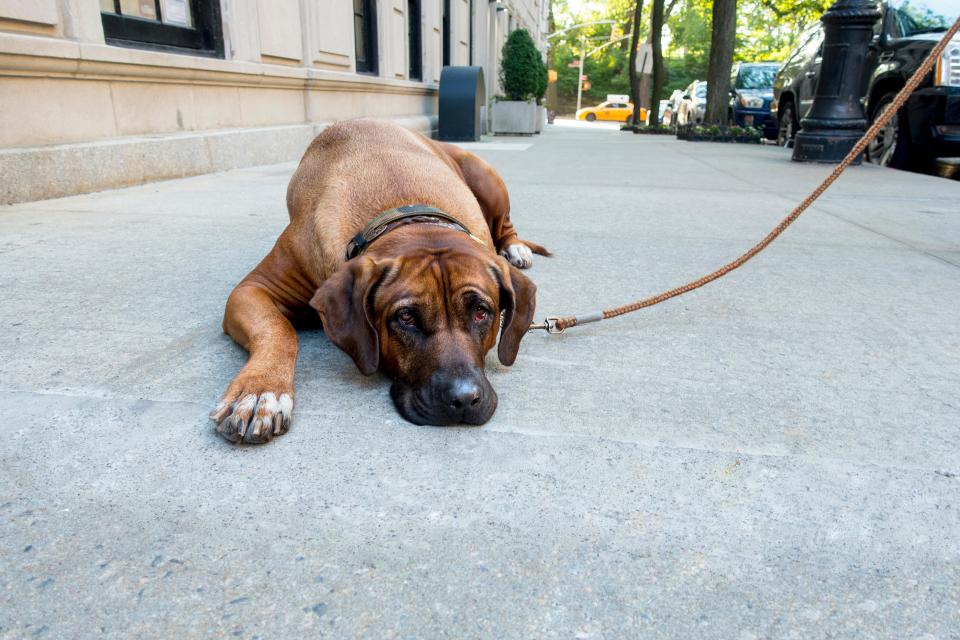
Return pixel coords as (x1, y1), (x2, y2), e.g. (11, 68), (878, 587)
(1, 116), (437, 205)
(0, 32), (439, 94)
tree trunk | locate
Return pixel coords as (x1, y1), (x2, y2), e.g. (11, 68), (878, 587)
(638, 31), (653, 111)
(627, 0), (645, 125)
(648, 0), (665, 125)
(705, 0), (737, 124)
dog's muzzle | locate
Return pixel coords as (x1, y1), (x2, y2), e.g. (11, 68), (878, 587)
(390, 369), (497, 426)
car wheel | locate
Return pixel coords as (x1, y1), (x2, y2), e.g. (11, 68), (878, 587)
(585, 113), (596, 122)
(776, 101), (798, 147)
(865, 92), (916, 170)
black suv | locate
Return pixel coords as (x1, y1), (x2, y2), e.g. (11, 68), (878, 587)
(772, 0), (959, 169)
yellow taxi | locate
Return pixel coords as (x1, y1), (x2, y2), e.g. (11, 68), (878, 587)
(576, 100), (647, 123)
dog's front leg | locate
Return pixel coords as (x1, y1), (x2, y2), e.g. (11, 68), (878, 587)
(211, 283), (298, 444)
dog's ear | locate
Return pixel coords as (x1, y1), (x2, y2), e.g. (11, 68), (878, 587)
(310, 257), (394, 375)
(495, 257), (537, 366)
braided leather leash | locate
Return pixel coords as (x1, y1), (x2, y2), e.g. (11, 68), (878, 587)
(531, 15), (960, 335)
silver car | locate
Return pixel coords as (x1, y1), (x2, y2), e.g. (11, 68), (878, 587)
(675, 81), (707, 126)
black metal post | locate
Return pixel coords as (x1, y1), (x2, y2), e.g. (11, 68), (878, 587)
(792, 0), (881, 163)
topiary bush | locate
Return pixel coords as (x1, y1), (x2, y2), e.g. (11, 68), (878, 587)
(534, 56), (548, 105)
(499, 29), (546, 102)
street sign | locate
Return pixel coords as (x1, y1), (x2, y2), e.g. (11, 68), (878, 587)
(635, 43), (653, 74)
(580, 74), (588, 81)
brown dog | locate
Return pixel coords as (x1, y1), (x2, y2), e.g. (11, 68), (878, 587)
(211, 119), (549, 444)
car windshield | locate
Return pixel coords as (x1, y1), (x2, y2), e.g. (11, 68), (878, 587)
(890, 0), (953, 35)
(695, 84), (707, 98)
(738, 66), (777, 90)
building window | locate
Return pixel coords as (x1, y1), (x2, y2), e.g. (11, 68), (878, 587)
(407, 0), (422, 80)
(442, 0), (450, 67)
(354, 0), (378, 74)
(99, 0), (223, 57)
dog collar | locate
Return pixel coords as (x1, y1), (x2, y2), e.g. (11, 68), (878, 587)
(345, 204), (484, 260)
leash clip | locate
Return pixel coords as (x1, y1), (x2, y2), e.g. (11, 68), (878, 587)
(529, 317), (565, 334)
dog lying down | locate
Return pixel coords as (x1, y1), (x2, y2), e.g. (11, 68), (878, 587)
(211, 119), (549, 444)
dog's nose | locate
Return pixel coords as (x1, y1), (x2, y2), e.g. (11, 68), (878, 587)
(444, 378), (482, 411)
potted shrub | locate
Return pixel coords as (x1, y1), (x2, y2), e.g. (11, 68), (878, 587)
(492, 29), (546, 135)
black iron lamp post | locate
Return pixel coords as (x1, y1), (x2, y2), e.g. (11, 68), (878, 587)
(792, 0), (882, 163)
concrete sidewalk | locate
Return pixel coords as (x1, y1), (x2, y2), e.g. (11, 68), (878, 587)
(2, 122), (959, 639)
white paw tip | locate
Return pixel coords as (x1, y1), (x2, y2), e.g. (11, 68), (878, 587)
(255, 392), (280, 415)
(278, 393), (294, 415)
(502, 244), (533, 268)
(235, 394), (258, 413)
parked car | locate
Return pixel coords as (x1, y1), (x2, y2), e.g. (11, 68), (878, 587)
(656, 100), (671, 124)
(662, 89), (685, 126)
(675, 81), (707, 126)
(576, 101), (647, 123)
(772, 0), (959, 168)
(729, 62), (780, 139)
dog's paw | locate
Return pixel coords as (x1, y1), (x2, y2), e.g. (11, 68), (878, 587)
(500, 243), (534, 269)
(211, 389), (294, 445)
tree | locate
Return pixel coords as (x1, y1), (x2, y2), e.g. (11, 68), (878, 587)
(705, 0), (737, 124)
(550, 0), (829, 114)
(627, 0), (646, 124)
(648, 0), (666, 124)
(500, 29), (544, 101)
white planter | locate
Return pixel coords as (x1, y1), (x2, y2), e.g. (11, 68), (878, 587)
(534, 106), (545, 134)
(491, 101), (538, 135)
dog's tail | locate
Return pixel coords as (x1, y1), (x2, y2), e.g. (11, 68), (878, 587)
(518, 238), (553, 257)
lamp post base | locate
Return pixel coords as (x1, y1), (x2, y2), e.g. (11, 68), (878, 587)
(789, 0), (881, 164)
(792, 127), (865, 164)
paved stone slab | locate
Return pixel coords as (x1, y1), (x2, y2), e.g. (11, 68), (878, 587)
(1, 122), (959, 639)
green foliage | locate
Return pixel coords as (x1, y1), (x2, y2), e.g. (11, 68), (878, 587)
(535, 56), (549, 104)
(500, 29), (545, 102)
(554, 43), (631, 108)
(663, 55), (708, 100)
(550, 0), (835, 112)
(735, 0), (832, 62)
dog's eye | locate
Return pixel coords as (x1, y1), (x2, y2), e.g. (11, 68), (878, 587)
(473, 307), (489, 323)
(397, 309), (416, 327)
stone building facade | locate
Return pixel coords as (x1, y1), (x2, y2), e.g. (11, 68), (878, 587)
(0, 0), (548, 204)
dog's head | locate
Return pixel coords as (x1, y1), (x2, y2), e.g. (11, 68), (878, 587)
(311, 245), (536, 425)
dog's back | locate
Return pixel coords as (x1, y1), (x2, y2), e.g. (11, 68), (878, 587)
(287, 120), (481, 226)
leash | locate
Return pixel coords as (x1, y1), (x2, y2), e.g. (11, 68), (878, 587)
(530, 15), (960, 335)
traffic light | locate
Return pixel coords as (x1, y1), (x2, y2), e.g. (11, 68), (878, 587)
(610, 26), (622, 42)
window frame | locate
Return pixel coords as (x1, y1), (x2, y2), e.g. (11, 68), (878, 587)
(407, 0), (422, 80)
(441, 0), (451, 67)
(100, 0), (224, 58)
(354, 0), (379, 75)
